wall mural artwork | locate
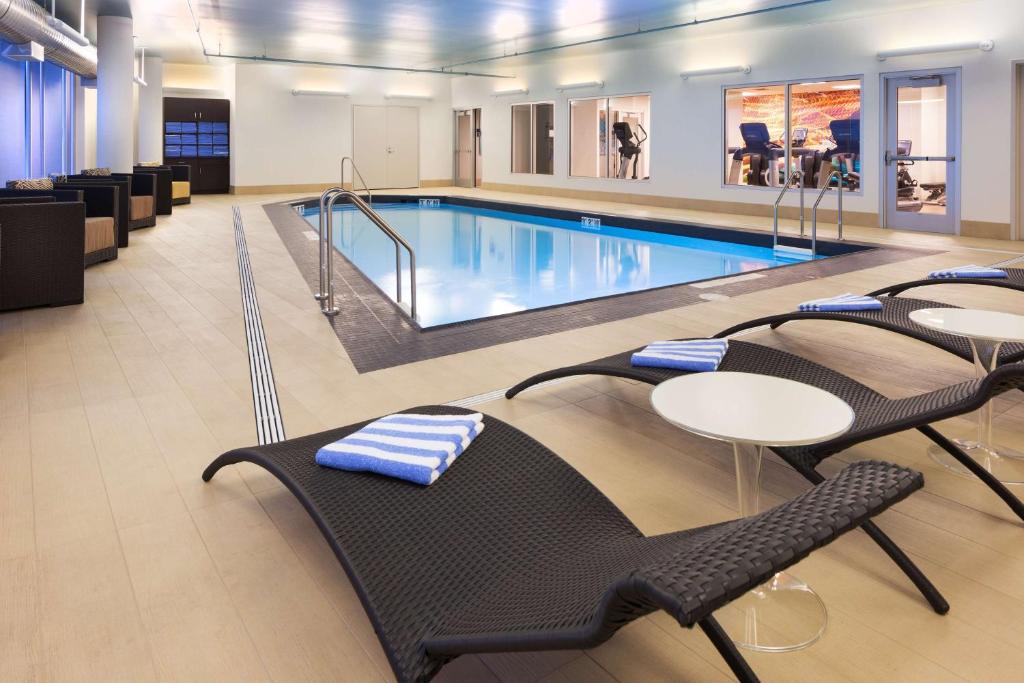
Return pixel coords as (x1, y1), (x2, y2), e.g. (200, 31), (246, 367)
(741, 90), (861, 148)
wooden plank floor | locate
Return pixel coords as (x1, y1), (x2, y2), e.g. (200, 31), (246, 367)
(2, 190), (1023, 682)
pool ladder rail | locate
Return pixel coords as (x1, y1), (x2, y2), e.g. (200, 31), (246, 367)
(316, 187), (418, 322)
(772, 169), (844, 259)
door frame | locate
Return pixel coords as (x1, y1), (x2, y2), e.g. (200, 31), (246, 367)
(453, 109), (476, 188)
(879, 66), (962, 235)
(1012, 60), (1024, 241)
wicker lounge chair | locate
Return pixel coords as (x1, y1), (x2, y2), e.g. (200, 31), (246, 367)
(61, 176), (131, 247)
(134, 165), (173, 215)
(170, 164), (191, 205)
(203, 406), (925, 683)
(0, 187), (118, 266)
(714, 296), (1024, 367)
(868, 267), (1024, 298)
(0, 200), (85, 310)
(508, 341), (1024, 613)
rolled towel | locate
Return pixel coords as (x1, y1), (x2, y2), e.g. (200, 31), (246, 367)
(315, 413), (485, 485)
(631, 339), (728, 372)
(928, 264), (1008, 279)
(798, 293), (882, 312)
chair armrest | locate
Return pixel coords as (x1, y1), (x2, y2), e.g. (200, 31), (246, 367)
(56, 184), (118, 220)
(632, 460), (923, 627)
(171, 164), (191, 182)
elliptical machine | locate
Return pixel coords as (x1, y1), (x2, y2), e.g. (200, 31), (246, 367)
(612, 121), (648, 180)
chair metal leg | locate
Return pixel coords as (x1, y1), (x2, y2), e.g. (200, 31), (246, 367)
(799, 466), (950, 615)
(918, 425), (1024, 522)
(699, 617), (760, 683)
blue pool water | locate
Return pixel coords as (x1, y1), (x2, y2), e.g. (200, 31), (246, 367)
(305, 203), (816, 328)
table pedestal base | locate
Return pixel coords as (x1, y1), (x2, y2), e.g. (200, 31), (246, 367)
(716, 571), (827, 652)
(929, 442), (1024, 485)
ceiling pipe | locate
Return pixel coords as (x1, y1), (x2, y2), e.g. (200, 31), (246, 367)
(440, 0), (831, 70)
(0, 0), (97, 76)
(208, 51), (514, 78)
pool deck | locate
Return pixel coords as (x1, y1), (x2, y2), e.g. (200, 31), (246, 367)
(4, 187), (1024, 682)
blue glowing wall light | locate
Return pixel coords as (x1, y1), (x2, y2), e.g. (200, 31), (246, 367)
(0, 39), (77, 184)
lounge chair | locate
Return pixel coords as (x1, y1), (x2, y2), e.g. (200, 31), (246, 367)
(134, 165), (174, 216)
(715, 296), (1024, 366)
(868, 267), (1024, 298)
(170, 164), (191, 205)
(72, 171), (157, 230)
(59, 176), (132, 247)
(0, 200), (85, 310)
(203, 406), (925, 683)
(508, 340), (1024, 613)
(0, 187), (118, 266)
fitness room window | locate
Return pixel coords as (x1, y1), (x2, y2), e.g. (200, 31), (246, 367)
(511, 102), (555, 175)
(569, 94), (650, 180)
(724, 78), (862, 191)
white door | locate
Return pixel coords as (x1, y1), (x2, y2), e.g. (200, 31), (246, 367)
(883, 71), (960, 233)
(385, 106), (419, 189)
(353, 105), (389, 189)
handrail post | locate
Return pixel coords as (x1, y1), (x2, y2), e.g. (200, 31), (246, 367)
(316, 187), (343, 306)
(322, 192), (341, 317)
(837, 173), (844, 240)
(809, 170), (845, 257)
(772, 171), (802, 249)
(798, 170), (805, 238)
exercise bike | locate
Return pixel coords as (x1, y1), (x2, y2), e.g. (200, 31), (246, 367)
(612, 121), (648, 180)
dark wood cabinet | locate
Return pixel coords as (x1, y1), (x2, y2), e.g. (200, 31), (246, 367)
(163, 97), (230, 194)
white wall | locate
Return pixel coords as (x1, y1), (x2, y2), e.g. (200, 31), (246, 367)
(230, 63), (453, 188)
(451, 0), (1024, 227)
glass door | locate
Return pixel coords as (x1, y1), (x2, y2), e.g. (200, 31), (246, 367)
(455, 110), (475, 188)
(883, 71), (959, 233)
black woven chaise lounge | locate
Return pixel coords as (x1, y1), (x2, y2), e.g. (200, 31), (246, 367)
(714, 296), (1024, 366)
(507, 341), (1024, 614)
(868, 267), (1024, 298)
(203, 406), (925, 683)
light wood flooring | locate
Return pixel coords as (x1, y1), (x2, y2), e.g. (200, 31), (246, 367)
(2, 189), (1024, 682)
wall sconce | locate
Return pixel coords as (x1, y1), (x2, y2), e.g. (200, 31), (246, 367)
(877, 40), (994, 61)
(679, 65), (751, 80)
(291, 89), (350, 97)
(556, 80), (604, 92)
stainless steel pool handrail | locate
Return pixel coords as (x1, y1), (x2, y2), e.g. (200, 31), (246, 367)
(316, 187), (346, 306)
(811, 171), (845, 256)
(319, 189), (417, 321)
(341, 157), (372, 205)
(772, 170), (804, 250)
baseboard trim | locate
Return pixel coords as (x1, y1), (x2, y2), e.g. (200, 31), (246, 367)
(961, 220), (1012, 240)
(477, 181), (879, 226)
(231, 179), (453, 195)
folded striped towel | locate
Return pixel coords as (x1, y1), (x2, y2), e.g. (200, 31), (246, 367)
(928, 264), (1008, 279)
(315, 412), (485, 485)
(631, 339), (728, 372)
(798, 293), (882, 312)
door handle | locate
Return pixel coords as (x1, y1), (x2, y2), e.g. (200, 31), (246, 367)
(885, 151), (956, 165)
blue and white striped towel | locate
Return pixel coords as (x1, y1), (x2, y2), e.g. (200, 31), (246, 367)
(631, 339), (729, 372)
(798, 293), (882, 312)
(928, 264), (1008, 279)
(315, 412), (485, 486)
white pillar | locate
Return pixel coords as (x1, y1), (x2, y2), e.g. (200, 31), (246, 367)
(137, 56), (164, 164)
(96, 15), (134, 172)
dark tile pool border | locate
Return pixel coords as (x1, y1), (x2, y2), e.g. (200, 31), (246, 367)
(265, 197), (941, 373)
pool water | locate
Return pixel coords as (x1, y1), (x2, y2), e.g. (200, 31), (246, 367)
(305, 203), (816, 328)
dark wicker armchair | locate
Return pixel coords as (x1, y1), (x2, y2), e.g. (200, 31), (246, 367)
(0, 187), (118, 266)
(134, 165), (174, 216)
(0, 200), (86, 310)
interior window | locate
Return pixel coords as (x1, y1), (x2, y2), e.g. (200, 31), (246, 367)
(511, 102), (555, 175)
(570, 94), (650, 179)
(724, 78), (862, 190)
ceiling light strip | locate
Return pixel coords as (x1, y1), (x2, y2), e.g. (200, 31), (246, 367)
(680, 65), (751, 80)
(292, 89), (349, 97)
(557, 80), (603, 92)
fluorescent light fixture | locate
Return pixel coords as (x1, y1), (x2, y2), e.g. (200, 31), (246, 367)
(494, 87), (529, 97)
(385, 94), (434, 101)
(557, 80), (604, 92)
(877, 39), (994, 61)
(2, 41), (44, 62)
(291, 89), (350, 97)
(680, 65), (751, 80)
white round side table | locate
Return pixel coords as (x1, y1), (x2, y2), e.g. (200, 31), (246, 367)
(909, 308), (1024, 484)
(651, 371), (854, 653)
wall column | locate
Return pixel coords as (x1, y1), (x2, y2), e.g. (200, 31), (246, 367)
(137, 55), (163, 163)
(96, 15), (134, 172)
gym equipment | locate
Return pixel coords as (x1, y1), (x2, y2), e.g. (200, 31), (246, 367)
(612, 122), (648, 180)
(728, 123), (785, 186)
(790, 127), (823, 188)
(895, 140), (924, 212)
(819, 118), (861, 191)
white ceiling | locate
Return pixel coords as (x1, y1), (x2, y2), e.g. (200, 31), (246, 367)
(53, 0), (959, 75)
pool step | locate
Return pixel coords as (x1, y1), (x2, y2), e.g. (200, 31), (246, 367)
(773, 245), (815, 261)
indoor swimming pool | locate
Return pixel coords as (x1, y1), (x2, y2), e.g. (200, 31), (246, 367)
(304, 201), (824, 328)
